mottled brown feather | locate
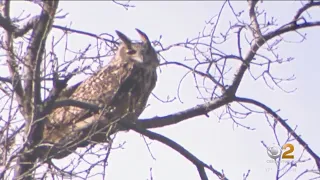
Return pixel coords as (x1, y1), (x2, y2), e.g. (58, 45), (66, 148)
(41, 30), (159, 158)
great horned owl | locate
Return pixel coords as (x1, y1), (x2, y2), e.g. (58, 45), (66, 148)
(42, 29), (159, 159)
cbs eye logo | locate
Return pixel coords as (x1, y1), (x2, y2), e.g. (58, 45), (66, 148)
(267, 143), (295, 160)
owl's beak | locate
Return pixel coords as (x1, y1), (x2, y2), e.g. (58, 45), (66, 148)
(131, 56), (144, 64)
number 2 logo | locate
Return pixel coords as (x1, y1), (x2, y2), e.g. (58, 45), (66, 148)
(282, 143), (294, 159)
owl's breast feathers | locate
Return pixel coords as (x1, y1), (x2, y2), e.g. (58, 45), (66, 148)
(44, 58), (157, 144)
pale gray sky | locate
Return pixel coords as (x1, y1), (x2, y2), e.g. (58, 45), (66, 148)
(6, 1), (320, 180)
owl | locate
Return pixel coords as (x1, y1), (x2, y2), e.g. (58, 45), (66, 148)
(41, 29), (159, 159)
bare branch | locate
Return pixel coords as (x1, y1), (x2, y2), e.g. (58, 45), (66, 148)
(14, 15), (40, 38)
(111, 0), (135, 10)
(293, 1), (320, 22)
(161, 61), (226, 91)
(137, 95), (233, 129)
(0, 13), (16, 32)
(0, 12), (41, 38)
(42, 73), (77, 115)
(0, 76), (11, 84)
(52, 99), (99, 113)
(1, 0), (25, 111)
(13, 1), (60, 179)
(228, 19), (320, 95)
(235, 96), (320, 171)
(119, 121), (227, 180)
(52, 25), (119, 44)
(248, 0), (262, 38)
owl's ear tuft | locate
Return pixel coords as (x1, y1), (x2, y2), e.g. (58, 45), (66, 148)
(116, 30), (132, 49)
(135, 28), (151, 49)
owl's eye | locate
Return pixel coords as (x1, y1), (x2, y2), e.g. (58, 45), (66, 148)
(126, 49), (136, 55)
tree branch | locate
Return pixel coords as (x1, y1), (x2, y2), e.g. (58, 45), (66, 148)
(119, 121), (227, 180)
(161, 61), (226, 91)
(248, 0), (261, 38)
(1, 0), (25, 113)
(52, 25), (119, 44)
(38, 91), (234, 160)
(42, 73), (77, 115)
(0, 76), (12, 84)
(14, 1), (60, 179)
(39, 95), (231, 178)
(293, 1), (320, 22)
(50, 91), (232, 133)
(0, 13), (16, 32)
(137, 95), (233, 129)
(0, 11), (40, 38)
(235, 96), (320, 171)
(14, 15), (40, 38)
(52, 99), (100, 113)
(23, 2), (58, 118)
(228, 19), (320, 96)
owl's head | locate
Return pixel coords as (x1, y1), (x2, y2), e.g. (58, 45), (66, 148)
(115, 29), (160, 69)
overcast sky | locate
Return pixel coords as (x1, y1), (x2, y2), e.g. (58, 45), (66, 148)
(6, 1), (320, 180)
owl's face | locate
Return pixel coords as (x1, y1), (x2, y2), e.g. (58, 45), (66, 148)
(116, 29), (160, 69)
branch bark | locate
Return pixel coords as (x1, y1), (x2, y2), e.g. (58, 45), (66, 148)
(0, 10), (40, 38)
(13, 1), (60, 179)
(0, 76), (12, 84)
(137, 95), (232, 129)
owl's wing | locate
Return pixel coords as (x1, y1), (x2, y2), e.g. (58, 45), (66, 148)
(48, 59), (136, 127)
